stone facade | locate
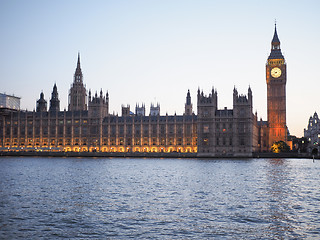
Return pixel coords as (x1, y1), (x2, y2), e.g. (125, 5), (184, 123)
(0, 25), (289, 155)
(304, 112), (320, 154)
(197, 87), (259, 157)
(266, 24), (287, 147)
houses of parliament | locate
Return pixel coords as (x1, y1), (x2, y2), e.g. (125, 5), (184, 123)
(0, 26), (288, 157)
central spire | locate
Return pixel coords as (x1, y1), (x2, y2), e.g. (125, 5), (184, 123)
(74, 53), (83, 83)
(77, 52), (81, 70)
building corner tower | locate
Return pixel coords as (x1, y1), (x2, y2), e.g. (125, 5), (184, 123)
(49, 83), (60, 112)
(266, 24), (287, 147)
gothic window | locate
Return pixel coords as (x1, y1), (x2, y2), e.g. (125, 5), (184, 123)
(103, 126), (108, 135)
(203, 125), (209, 133)
(203, 111), (209, 117)
(50, 126), (56, 135)
(143, 125), (148, 135)
(27, 128), (33, 136)
(13, 127), (18, 136)
(152, 138), (157, 145)
(111, 126), (116, 135)
(169, 125), (174, 134)
(152, 125), (157, 134)
(90, 126), (97, 134)
(185, 124), (191, 135)
(66, 139), (71, 146)
(239, 123), (244, 133)
(20, 125), (25, 135)
(119, 125), (124, 135)
(35, 127), (40, 136)
(58, 126), (64, 135)
(127, 125), (132, 135)
(74, 127), (79, 135)
(43, 127), (48, 136)
(160, 125), (165, 134)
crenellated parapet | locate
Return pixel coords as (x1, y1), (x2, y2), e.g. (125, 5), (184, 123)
(88, 89), (109, 118)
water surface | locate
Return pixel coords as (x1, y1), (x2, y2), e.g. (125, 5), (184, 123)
(0, 157), (319, 239)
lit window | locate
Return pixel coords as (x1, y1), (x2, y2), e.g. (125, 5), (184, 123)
(203, 125), (209, 133)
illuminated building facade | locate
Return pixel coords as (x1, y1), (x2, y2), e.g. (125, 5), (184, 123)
(0, 25), (288, 155)
(0, 55), (198, 153)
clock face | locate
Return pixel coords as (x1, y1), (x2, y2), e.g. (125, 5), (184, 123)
(271, 67), (281, 78)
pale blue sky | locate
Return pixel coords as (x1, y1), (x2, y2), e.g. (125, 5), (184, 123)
(1, 0), (320, 137)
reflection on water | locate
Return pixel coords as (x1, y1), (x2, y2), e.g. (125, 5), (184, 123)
(0, 157), (319, 239)
(266, 159), (292, 238)
(265, 158), (320, 239)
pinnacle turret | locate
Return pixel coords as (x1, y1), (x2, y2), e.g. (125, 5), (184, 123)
(49, 83), (60, 112)
(36, 91), (47, 112)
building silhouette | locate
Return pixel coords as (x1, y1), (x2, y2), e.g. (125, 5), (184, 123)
(0, 25), (289, 155)
(304, 112), (320, 154)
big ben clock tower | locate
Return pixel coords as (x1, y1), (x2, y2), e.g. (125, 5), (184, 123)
(266, 24), (287, 147)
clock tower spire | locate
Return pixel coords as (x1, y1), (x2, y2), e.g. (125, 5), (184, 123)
(266, 24), (287, 148)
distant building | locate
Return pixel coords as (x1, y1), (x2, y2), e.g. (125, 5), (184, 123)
(304, 112), (320, 154)
(0, 93), (20, 110)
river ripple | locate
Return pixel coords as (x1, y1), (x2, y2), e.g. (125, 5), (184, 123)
(0, 157), (319, 239)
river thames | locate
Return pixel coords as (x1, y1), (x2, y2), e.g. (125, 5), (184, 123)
(0, 157), (319, 239)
